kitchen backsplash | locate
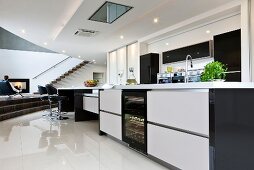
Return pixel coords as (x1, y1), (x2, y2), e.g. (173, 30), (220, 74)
(161, 57), (214, 73)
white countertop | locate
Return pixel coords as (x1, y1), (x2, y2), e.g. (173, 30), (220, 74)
(57, 82), (254, 90)
(58, 86), (102, 90)
(112, 82), (254, 90)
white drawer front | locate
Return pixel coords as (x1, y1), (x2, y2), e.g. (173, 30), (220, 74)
(83, 97), (98, 114)
(148, 124), (209, 170)
(100, 111), (122, 140)
(100, 90), (121, 114)
(147, 90), (209, 136)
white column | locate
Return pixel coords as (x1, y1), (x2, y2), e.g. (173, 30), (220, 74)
(116, 47), (127, 85)
(127, 43), (139, 82)
(241, 0), (251, 82)
(108, 51), (117, 84)
(106, 52), (110, 84)
(251, 0), (254, 81)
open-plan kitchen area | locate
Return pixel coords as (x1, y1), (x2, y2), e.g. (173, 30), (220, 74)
(1, 0), (254, 170)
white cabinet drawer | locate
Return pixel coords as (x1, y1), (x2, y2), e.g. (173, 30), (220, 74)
(147, 90), (209, 136)
(100, 90), (122, 114)
(148, 124), (209, 170)
(100, 111), (122, 140)
(83, 97), (98, 114)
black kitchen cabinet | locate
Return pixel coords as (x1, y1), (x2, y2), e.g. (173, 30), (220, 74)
(74, 93), (98, 122)
(58, 89), (92, 112)
(140, 53), (159, 84)
(162, 41), (212, 64)
(209, 89), (254, 170)
(214, 29), (241, 81)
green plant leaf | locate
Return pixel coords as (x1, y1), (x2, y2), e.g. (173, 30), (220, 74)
(201, 61), (227, 82)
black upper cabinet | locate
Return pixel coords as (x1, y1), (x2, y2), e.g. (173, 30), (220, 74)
(214, 29), (241, 82)
(162, 41), (211, 64)
(214, 29), (241, 72)
(140, 53), (159, 84)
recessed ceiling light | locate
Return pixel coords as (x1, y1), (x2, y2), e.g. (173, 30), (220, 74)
(120, 35), (124, 39)
(93, 59), (96, 62)
(78, 56), (81, 58)
(62, 50), (66, 53)
(21, 29), (26, 34)
(43, 42), (48, 45)
(206, 30), (211, 34)
(166, 43), (169, 46)
(153, 18), (159, 23)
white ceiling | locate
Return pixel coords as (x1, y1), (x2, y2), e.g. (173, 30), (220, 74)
(0, 0), (236, 64)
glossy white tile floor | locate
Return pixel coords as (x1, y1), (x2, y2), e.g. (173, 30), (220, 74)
(0, 111), (169, 170)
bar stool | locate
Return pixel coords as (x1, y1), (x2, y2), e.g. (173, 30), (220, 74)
(45, 84), (68, 120)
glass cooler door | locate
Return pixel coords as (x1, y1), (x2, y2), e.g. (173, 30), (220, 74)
(122, 91), (147, 154)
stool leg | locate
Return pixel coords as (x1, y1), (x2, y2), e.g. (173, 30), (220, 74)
(57, 100), (68, 120)
(58, 100), (61, 113)
(49, 101), (53, 116)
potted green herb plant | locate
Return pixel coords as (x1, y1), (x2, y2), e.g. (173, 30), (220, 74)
(201, 61), (228, 82)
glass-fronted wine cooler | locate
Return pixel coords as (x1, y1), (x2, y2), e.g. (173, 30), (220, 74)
(122, 91), (147, 154)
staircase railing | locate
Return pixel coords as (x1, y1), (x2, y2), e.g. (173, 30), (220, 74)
(32, 56), (72, 79)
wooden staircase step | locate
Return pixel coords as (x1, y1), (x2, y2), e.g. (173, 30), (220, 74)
(0, 100), (48, 115)
(50, 60), (88, 85)
(0, 105), (49, 121)
(0, 97), (42, 107)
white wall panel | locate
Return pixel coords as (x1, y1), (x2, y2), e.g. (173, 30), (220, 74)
(100, 90), (121, 114)
(117, 47), (127, 84)
(127, 43), (139, 82)
(83, 97), (98, 114)
(100, 111), (122, 140)
(148, 124), (209, 170)
(147, 90), (209, 136)
(109, 51), (117, 84)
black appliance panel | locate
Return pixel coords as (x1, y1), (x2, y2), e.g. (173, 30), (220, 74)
(209, 89), (254, 170)
(172, 76), (185, 83)
(158, 78), (172, 84)
(163, 41), (211, 64)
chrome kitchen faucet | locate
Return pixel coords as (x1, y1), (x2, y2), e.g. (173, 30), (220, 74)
(185, 55), (193, 83)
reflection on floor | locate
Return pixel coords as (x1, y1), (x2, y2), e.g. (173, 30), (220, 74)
(0, 111), (169, 170)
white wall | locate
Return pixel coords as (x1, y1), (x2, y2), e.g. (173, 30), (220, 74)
(0, 49), (83, 93)
(54, 64), (107, 88)
(147, 14), (241, 73)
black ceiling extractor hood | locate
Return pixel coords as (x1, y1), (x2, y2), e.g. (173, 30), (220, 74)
(89, 1), (133, 24)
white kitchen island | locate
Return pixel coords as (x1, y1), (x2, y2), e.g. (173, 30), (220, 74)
(99, 82), (254, 170)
